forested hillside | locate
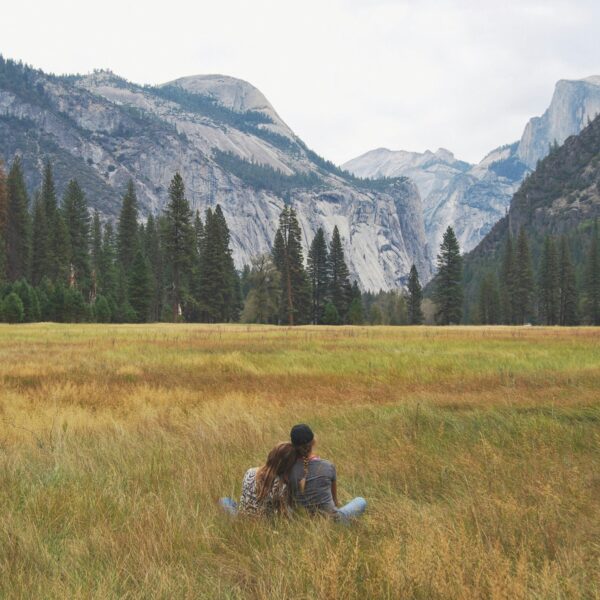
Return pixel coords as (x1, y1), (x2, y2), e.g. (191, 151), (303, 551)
(462, 113), (600, 324)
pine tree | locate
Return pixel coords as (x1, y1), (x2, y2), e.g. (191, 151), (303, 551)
(100, 222), (118, 309)
(241, 254), (281, 324)
(499, 235), (516, 324)
(163, 173), (194, 320)
(323, 302), (339, 325)
(407, 264), (424, 325)
(514, 228), (535, 324)
(478, 273), (500, 324)
(6, 156), (31, 282)
(433, 226), (463, 325)
(54, 212), (71, 285)
(0, 161), (7, 284)
(584, 220), (600, 325)
(213, 205), (241, 321)
(128, 249), (152, 322)
(63, 179), (91, 291)
(117, 180), (139, 272)
(559, 236), (578, 326)
(194, 210), (205, 255)
(31, 193), (50, 285)
(271, 206), (310, 325)
(40, 161), (61, 281)
(91, 211), (102, 300)
(144, 213), (163, 321)
(539, 235), (560, 325)
(1, 292), (24, 323)
(307, 227), (329, 324)
(328, 226), (352, 322)
(347, 297), (364, 325)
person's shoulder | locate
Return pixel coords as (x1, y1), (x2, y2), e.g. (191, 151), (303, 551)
(314, 458), (336, 471)
(243, 467), (259, 481)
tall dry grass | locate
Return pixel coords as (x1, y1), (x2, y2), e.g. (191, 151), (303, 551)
(0, 324), (598, 598)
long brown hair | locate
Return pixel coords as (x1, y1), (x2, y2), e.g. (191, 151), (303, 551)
(256, 442), (297, 501)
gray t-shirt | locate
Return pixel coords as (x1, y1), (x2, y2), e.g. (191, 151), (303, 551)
(288, 458), (337, 514)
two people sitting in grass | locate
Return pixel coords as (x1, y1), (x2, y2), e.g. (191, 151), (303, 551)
(219, 424), (367, 522)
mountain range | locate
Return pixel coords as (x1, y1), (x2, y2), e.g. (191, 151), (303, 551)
(343, 76), (600, 260)
(0, 58), (430, 291)
(2, 56), (600, 292)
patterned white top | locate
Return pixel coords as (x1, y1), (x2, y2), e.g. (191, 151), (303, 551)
(238, 467), (288, 516)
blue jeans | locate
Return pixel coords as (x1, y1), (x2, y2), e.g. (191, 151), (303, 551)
(219, 496), (367, 521)
(219, 497), (238, 516)
(336, 497), (367, 522)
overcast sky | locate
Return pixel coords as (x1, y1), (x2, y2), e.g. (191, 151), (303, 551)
(2, 0), (600, 164)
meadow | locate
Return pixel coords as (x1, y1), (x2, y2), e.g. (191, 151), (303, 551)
(0, 324), (599, 599)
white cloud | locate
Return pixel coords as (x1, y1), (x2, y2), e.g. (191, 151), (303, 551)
(1, 0), (599, 163)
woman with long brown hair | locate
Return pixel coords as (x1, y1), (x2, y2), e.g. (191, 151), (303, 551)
(219, 442), (297, 517)
(288, 424), (366, 522)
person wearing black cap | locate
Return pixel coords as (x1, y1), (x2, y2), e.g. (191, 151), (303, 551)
(288, 424), (366, 522)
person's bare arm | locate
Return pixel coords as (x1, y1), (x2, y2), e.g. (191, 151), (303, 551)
(331, 480), (339, 507)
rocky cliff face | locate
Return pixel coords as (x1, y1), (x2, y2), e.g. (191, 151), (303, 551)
(343, 76), (600, 261)
(0, 60), (431, 290)
(344, 145), (524, 258)
(517, 76), (600, 168)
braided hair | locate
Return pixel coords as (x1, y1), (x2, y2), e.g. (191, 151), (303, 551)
(295, 441), (313, 494)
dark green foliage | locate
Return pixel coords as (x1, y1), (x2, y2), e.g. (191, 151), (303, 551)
(1, 291), (24, 323)
(559, 237), (579, 326)
(117, 180), (139, 272)
(538, 236), (560, 325)
(584, 220), (600, 325)
(477, 273), (501, 324)
(128, 250), (152, 322)
(53, 212), (71, 285)
(31, 193), (50, 285)
(12, 279), (40, 322)
(407, 265), (424, 325)
(0, 161), (8, 256)
(514, 228), (535, 324)
(91, 211), (102, 296)
(144, 213), (163, 321)
(63, 179), (91, 291)
(271, 206), (310, 325)
(93, 295), (111, 323)
(307, 228), (329, 324)
(241, 254), (281, 324)
(328, 226), (352, 322)
(362, 290), (407, 325)
(63, 287), (88, 322)
(347, 297), (364, 325)
(213, 150), (321, 195)
(499, 235), (516, 324)
(6, 156), (31, 281)
(433, 227), (463, 325)
(322, 302), (339, 325)
(100, 222), (118, 302)
(162, 173), (194, 320)
(198, 206), (240, 322)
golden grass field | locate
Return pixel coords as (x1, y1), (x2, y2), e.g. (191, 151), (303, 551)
(0, 324), (599, 599)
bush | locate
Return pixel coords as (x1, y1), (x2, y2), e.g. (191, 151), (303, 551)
(94, 295), (112, 323)
(323, 302), (340, 325)
(1, 292), (25, 323)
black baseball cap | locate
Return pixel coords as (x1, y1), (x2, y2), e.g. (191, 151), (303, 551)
(290, 424), (314, 446)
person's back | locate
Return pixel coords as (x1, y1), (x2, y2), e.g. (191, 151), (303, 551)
(238, 467), (287, 516)
(288, 457), (337, 514)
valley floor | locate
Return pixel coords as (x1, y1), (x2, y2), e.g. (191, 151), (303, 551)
(0, 324), (599, 599)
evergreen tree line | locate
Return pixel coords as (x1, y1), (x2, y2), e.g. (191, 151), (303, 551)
(476, 224), (600, 325)
(0, 157), (241, 323)
(239, 206), (426, 326)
